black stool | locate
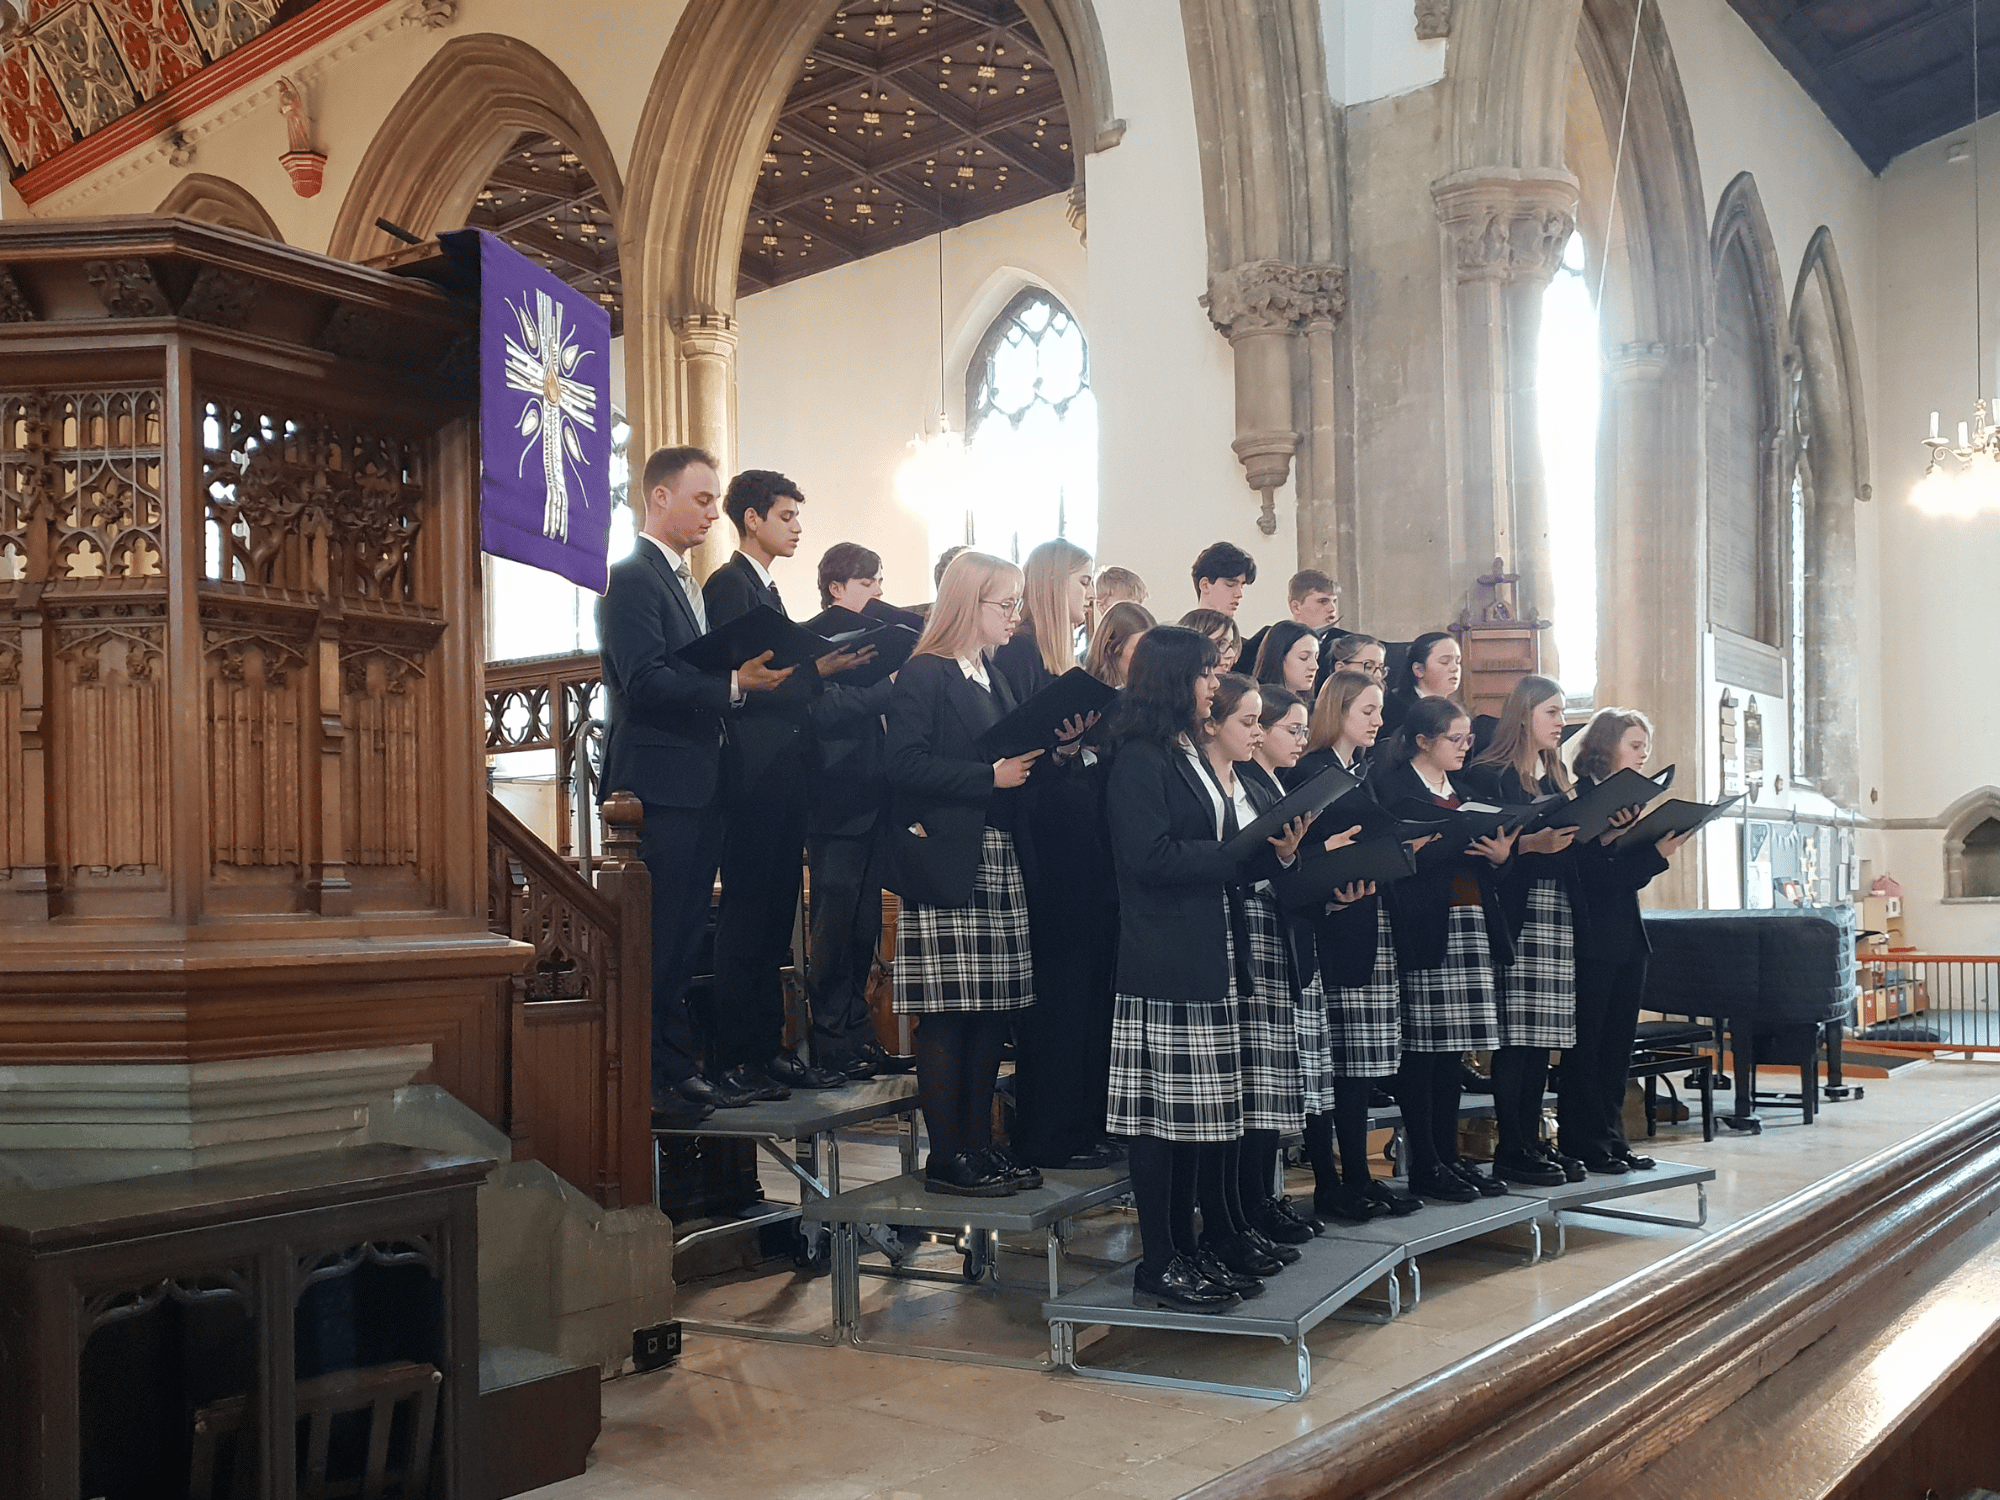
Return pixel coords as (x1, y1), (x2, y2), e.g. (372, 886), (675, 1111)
(1631, 1020), (1717, 1142)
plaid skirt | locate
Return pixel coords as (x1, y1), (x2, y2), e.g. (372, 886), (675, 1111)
(1296, 971), (1335, 1115)
(1240, 890), (1303, 1132)
(1106, 897), (1244, 1143)
(1497, 879), (1576, 1049)
(893, 828), (1036, 1014)
(1399, 903), (1500, 1053)
(1326, 904), (1401, 1079)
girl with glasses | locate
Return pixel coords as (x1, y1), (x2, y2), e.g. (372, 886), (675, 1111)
(884, 552), (1044, 1197)
(1374, 694), (1518, 1203)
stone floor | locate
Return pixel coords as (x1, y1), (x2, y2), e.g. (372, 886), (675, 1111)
(525, 1058), (2000, 1500)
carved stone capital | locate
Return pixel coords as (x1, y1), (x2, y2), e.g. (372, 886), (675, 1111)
(1414, 0), (1451, 41)
(1201, 260), (1348, 337)
(674, 312), (738, 360)
(1432, 170), (1580, 286)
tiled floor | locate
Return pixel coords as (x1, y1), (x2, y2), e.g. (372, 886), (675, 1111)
(527, 1059), (2000, 1500)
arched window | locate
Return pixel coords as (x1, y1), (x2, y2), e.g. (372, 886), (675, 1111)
(1537, 232), (1601, 703)
(1964, 819), (2000, 899)
(958, 288), (1098, 564)
(485, 414), (633, 663)
(1944, 789), (2000, 901)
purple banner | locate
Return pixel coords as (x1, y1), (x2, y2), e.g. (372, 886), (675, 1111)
(443, 228), (613, 593)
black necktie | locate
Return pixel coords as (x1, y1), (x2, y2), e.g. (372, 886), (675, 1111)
(768, 579), (784, 618)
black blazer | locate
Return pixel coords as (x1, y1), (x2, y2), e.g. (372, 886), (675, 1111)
(1242, 761), (1317, 993)
(1373, 760), (1514, 971)
(596, 541), (731, 809)
(1459, 761), (1587, 949)
(1270, 762), (1394, 992)
(992, 628), (1057, 705)
(809, 671), (896, 839)
(704, 552), (819, 791)
(883, 653), (1022, 907)
(1106, 737), (1281, 1002)
(1570, 774), (1673, 965)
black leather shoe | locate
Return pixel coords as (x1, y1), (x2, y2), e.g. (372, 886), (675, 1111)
(857, 1038), (916, 1074)
(1364, 1180), (1426, 1216)
(1493, 1150), (1565, 1187)
(1134, 1255), (1239, 1314)
(766, 1053), (846, 1091)
(1249, 1197), (1316, 1244)
(979, 1145), (1042, 1191)
(1541, 1145), (1588, 1183)
(1199, 1232), (1283, 1279)
(1271, 1195), (1326, 1236)
(650, 1100), (713, 1129)
(719, 1064), (790, 1102)
(677, 1073), (756, 1110)
(1369, 1085), (1398, 1109)
(1313, 1186), (1389, 1224)
(924, 1151), (1014, 1197)
(1576, 1153), (1631, 1176)
(821, 1048), (878, 1081)
(1193, 1248), (1264, 1299)
(1450, 1160), (1509, 1197)
(1410, 1167), (1478, 1203)
(1459, 1062), (1494, 1094)
(1242, 1226), (1301, 1266)
(1615, 1149), (1656, 1172)
(1063, 1139), (1129, 1170)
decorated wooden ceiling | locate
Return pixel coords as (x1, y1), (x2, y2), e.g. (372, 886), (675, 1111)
(466, 133), (623, 335)
(0, 0), (319, 176)
(741, 0), (1074, 296)
(1728, 0), (2000, 173)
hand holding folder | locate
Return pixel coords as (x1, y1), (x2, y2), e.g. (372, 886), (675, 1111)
(975, 668), (1118, 759)
(1611, 793), (1742, 851)
(1222, 764), (1360, 860)
(677, 605), (833, 674)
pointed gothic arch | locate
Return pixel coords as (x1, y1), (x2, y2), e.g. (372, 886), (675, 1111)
(1942, 786), (2000, 900)
(326, 35), (624, 265)
(156, 173), (283, 241)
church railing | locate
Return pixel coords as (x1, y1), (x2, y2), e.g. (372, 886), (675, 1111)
(485, 651), (603, 858)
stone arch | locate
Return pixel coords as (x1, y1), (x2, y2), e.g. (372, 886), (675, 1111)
(619, 0), (1118, 572)
(1942, 786), (2000, 900)
(155, 174), (283, 241)
(326, 35), (624, 264)
(1789, 226), (1867, 804)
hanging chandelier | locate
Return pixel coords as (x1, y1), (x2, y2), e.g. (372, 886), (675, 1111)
(1917, 0), (2000, 516)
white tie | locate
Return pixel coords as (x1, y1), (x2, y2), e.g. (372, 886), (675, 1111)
(675, 561), (708, 633)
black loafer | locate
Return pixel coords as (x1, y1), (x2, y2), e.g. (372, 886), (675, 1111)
(1134, 1255), (1239, 1314)
(1199, 1231), (1283, 1279)
(1493, 1151), (1565, 1187)
(1410, 1167), (1478, 1203)
(979, 1146), (1042, 1191)
(824, 1050), (878, 1081)
(1243, 1226), (1301, 1265)
(1249, 1198), (1316, 1244)
(719, 1064), (790, 1102)
(924, 1151), (1014, 1197)
(1450, 1160), (1509, 1197)
(766, 1053), (847, 1091)
(1541, 1146), (1588, 1183)
(1577, 1153), (1631, 1175)
(857, 1039), (916, 1074)
(1270, 1195), (1326, 1236)
(1313, 1186), (1389, 1224)
(677, 1073), (755, 1110)
(1063, 1139), (1129, 1170)
(1193, 1249), (1264, 1298)
(1364, 1180), (1426, 1216)
(1616, 1150), (1657, 1171)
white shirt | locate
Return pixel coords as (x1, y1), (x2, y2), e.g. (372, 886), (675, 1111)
(958, 654), (991, 690)
(742, 552), (775, 592)
(1181, 739), (1226, 838)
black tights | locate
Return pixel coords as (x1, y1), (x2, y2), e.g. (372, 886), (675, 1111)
(1491, 1045), (1551, 1159)
(1303, 1079), (1377, 1194)
(1394, 1050), (1466, 1175)
(1129, 1137), (1200, 1275)
(914, 1013), (1010, 1166)
(1237, 1127), (1281, 1211)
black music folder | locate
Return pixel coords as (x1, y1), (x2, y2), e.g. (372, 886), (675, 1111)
(975, 667), (1118, 759)
(1611, 794), (1742, 851)
(1523, 766), (1673, 841)
(676, 605), (834, 674)
(1223, 763), (1360, 860)
(1276, 838), (1420, 909)
(804, 606), (920, 685)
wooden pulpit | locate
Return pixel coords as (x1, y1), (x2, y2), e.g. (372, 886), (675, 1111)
(0, 217), (526, 1126)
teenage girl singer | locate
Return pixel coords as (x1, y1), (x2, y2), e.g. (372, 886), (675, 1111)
(885, 552), (1044, 1198)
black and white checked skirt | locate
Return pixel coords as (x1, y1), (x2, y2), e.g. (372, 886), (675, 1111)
(1106, 897), (1244, 1143)
(1326, 904), (1401, 1079)
(1399, 903), (1500, 1053)
(892, 827), (1036, 1014)
(1296, 970), (1335, 1115)
(1240, 890), (1303, 1132)
(1497, 879), (1576, 1049)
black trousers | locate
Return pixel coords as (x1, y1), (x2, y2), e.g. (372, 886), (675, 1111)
(1012, 913), (1117, 1168)
(710, 772), (808, 1070)
(638, 798), (725, 1094)
(1560, 952), (1649, 1161)
(806, 828), (883, 1056)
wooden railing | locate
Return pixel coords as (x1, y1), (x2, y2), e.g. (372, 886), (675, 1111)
(1856, 953), (2000, 1051)
(486, 790), (651, 1209)
(485, 652), (604, 858)
(1187, 1095), (2000, 1500)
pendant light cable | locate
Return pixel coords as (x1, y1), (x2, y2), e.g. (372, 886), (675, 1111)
(1595, 0), (1646, 309)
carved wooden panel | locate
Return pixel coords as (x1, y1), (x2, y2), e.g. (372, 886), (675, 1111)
(341, 642), (425, 869)
(50, 599), (166, 888)
(203, 614), (305, 872)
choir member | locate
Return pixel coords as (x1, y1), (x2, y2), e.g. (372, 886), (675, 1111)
(1180, 608), (1243, 672)
(1374, 695), (1517, 1202)
(1244, 568), (1340, 671)
(1320, 631), (1387, 700)
(1561, 709), (1693, 1173)
(1465, 676), (1585, 1187)
(1190, 540), (1257, 615)
(804, 543), (910, 1079)
(884, 553), (1043, 1197)
(1105, 628), (1308, 1311)
(1084, 601), (1155, 687)
(1094, 566), (1148, 610)
(1380, 630), (1462, 740)
(994, 540), (1120, 1170)
(1251, 619), (1321, 698)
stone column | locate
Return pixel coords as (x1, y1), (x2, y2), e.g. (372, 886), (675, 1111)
(1432, 169), (1578, 622)
(1201, 260), (1347, 538)
(676, 313), (739, 580)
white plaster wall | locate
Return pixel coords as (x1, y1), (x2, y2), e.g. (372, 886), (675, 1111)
(733, 193), (1087, 608)
(1321, 0), (1448, 107)
(1088, 0), (1295, 628)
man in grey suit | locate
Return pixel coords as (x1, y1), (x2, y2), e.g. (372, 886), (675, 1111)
(596, 445), (795, 1121)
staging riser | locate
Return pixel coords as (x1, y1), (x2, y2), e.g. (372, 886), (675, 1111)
(651, 1075), (921, 1141)
(800, 1166), (1131, 1234)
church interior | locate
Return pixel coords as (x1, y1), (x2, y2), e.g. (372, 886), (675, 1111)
(1, 1), (1999, 1497)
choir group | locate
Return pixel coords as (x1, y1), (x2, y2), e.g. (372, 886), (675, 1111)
(598, 446), (1694, 1317)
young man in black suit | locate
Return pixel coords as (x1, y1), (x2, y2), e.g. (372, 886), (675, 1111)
(597, 446), (797, 1122)
(703, 470), (858, 1095)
